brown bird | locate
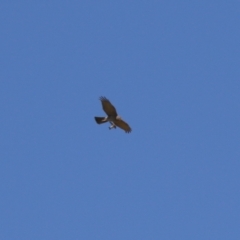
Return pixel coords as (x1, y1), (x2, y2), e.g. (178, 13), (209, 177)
(94, 96), (132, 133)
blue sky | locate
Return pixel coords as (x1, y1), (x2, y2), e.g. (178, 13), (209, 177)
(1, 1), (240, 239)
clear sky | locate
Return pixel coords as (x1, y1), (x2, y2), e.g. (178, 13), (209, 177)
(1, 1), (240, 239)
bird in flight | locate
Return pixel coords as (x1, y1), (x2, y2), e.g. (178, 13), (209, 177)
(94, 96), (132, 133)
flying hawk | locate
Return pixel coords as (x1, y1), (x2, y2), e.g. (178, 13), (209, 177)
(94, 96), (132, 133)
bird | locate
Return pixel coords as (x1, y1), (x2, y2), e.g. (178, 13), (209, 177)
(94, 96), (132, 133)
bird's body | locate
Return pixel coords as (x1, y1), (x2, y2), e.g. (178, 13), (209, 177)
(94, 96), (132, 133)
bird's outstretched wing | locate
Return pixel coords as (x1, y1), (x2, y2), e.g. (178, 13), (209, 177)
(113, 118), (132, 133)
(99, 96), (117, 117)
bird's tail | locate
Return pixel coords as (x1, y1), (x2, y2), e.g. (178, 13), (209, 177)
(94, 117), (108, 124)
